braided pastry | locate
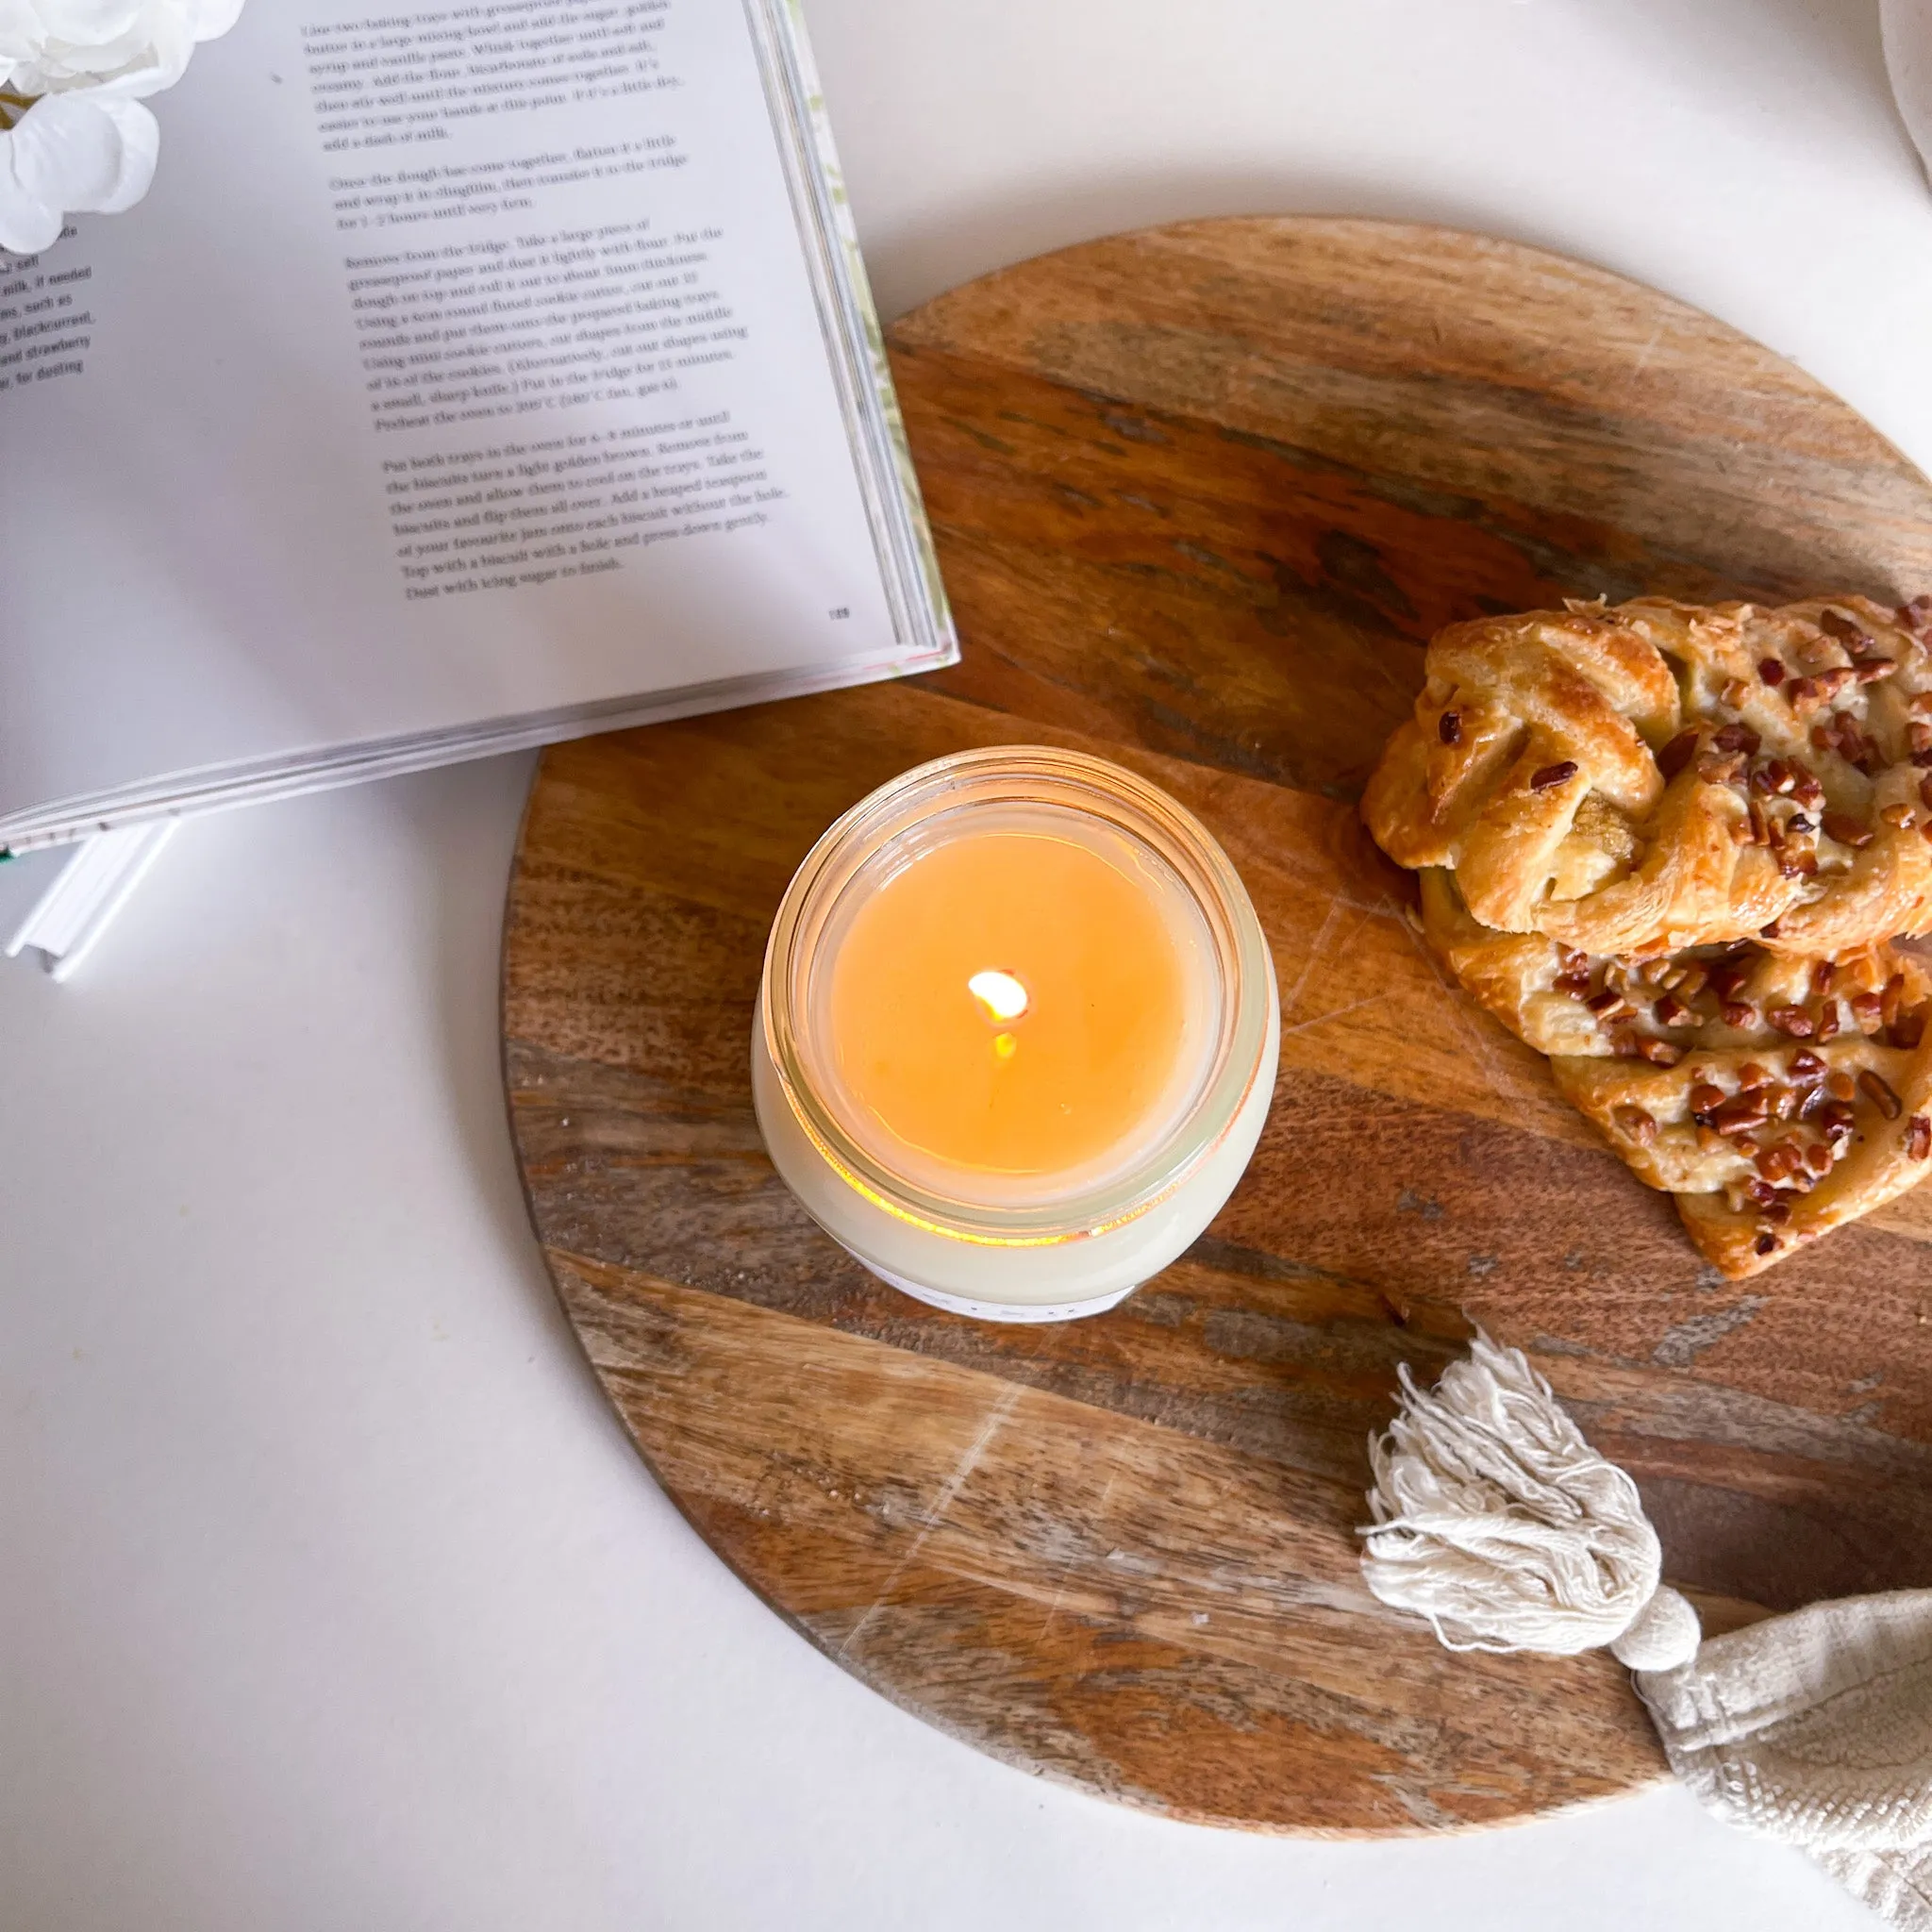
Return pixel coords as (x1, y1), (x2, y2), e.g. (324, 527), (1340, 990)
(1367, 595), (1932, 957)
(1418, 867), (1928, 1064)
(1558, 1038), (1932, 1280)
(1413, 868), (1932, 1275)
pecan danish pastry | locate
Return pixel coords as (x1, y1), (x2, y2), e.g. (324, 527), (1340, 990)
(1366, 595), (1932, 957)
(1413, 867), (1932, 1275)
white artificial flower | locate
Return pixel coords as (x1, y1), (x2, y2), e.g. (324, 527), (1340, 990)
(0, 0), (242, 102)
(0, 91), (156, 252)
(0, 0), (240, 253)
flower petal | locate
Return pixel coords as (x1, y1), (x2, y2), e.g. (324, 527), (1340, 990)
(0, 91), (156, 251)
(3, 0), (229, 98)
(0, 140), (64, 254)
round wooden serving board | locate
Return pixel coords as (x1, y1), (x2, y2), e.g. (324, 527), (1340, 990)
(503, 219), (1932, 1835)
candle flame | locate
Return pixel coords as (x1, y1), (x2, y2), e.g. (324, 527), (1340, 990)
(968, 969), (1029, 1023)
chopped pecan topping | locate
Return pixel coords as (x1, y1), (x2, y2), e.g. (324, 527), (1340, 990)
(1883, 974), (1908, 1028)
(1804, 1141), (1834, 1174)
(1821, 810), (1874, 848)
(1882, 803), (1916, 829)
(1736, 1061), (1771, 1090)
(1612, 1104), (1657, 1147)
(1815, 1002), (1841, 1041)
(1722, 999), (1759, 1028)
(1714, 1093), (1771, 1135)
(1585, 989), (1629, 1017)
(1909, 1116), (1932, 1161)
(1438, 709), (1461, 745)
(1757, 657), (1786, 687)
(1529, 759), (1578, 791)
(1721, 677), (1751, 709)
(1826, 1069), (1858, 1102)
(1634, 1036), (1682, 1067)
(1698, 751), (1746, 784)
(1654, 991), (1692, 1027)
(1811, 960), (1838, 998)
(1767, 1004), (1815, 1037)
(1707, 958), (1751, 998)
(1837, 715), (1877, 772)
(1894, 1011), (1927, 1051)
(1657, 728), (1701, 781)
(1754, 1231), (1778, 1255)
(1818, 608), (1860, 641)
(1860, 1069), (1906, 1121)
(1711, 722), (1760, 756)
(1790, 1048), (1827, 1077)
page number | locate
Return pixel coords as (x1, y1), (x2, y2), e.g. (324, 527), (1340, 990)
(827, 606), (851, 621)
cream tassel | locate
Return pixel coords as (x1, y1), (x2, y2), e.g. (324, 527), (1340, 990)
(1361, 1332), (1701, 1673)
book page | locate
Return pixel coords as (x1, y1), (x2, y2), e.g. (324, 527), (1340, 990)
(0, 0), (941, 833)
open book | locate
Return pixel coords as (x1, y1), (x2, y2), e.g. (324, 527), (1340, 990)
(0, 0), (955, 964)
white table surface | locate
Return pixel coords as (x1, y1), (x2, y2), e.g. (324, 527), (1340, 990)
(6, 3), (1930, 1926)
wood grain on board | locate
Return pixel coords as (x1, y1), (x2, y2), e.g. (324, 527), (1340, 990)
(503, 219), (1932, 1835)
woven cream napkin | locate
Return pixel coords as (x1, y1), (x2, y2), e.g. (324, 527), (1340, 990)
(1887, 0), (1932, 181)
(1638, 1593), (1932, 1931)
(1364, 1340), (1932, 1928)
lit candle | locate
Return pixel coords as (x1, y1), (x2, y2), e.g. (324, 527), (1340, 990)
(753, 747), (1278, 1322)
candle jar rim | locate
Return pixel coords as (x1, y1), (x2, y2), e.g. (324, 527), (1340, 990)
(759, 745), (1274, 1247)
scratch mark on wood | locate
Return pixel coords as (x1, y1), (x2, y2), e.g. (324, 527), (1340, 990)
(836, 1382), (1023, 1661)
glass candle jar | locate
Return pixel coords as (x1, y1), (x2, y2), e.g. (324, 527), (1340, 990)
(752, 746), (1278, 1322)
